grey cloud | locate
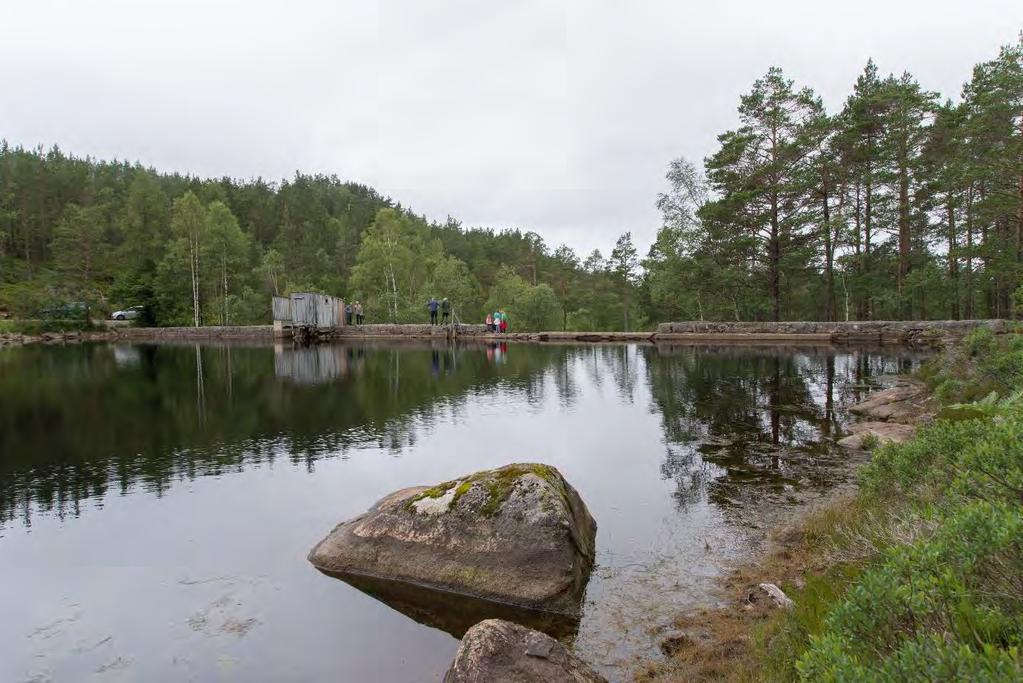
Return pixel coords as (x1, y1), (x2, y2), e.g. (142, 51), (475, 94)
(2, 0), (1020, 257)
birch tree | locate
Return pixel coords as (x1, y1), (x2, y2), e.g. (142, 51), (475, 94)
(169, 192), (207, 327)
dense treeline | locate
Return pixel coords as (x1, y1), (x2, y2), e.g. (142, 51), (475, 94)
(645, 36), (1023, 322)
(2, 36), (1021, 328)
(0, 145), (640, 330)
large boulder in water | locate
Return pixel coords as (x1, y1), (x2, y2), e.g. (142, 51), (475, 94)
(308, 463), (597, 616)
(444, 619), (606, 683)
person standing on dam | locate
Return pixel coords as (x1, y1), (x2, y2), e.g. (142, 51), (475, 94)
(441, 298), (451, 324)
(428, 297), (439, 325)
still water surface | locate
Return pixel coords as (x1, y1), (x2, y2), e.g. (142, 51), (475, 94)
(0, 341), (922, 681)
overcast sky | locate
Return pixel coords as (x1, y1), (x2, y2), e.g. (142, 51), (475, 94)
(2, 1), (1021, 257)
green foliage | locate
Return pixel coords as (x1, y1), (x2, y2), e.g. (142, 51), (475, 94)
(858, 432), (880, 450)
(922, 328), (1023, 404)
(0, 318), (99, 335)
(646, 36), (1023, 323)
(227, 286), (270, 325)
(0, 281), (53, 318)
(797, 501), (1023, 682)
(349, 208), (444, 322)
(0, 145), (630, 330)
(483, 267), (560, 332)
(755, 567), (862, 681)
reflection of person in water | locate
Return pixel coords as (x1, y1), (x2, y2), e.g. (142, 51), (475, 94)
(431, 350), (440, 377)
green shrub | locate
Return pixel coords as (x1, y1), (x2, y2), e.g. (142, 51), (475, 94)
(921, 330), (1023, 405)
(797, 501), (1023, 681)
(965, 327), (997, 356)
(0, 318), (99, 335)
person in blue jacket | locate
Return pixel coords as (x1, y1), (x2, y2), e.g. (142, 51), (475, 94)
(427, 297), (439, 325)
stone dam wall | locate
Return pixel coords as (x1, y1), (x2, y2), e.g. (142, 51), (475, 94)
(0, 319), (1012, 347)
(655, 319), (1011, 346)
(116, 325), (275, 340)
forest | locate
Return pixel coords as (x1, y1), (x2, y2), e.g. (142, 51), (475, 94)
(1, 35), (1021, 330)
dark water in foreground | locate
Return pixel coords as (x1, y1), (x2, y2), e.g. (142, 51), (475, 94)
(0, 341), (923, 682)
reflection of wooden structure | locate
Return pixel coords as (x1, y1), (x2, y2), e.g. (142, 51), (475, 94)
(273, 293), (345, 338)
(274, 344), (350, 384)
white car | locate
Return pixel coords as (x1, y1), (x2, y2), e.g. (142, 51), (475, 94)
(111, 305), (144, 321)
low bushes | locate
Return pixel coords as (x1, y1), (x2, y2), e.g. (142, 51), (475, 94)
(0, 318), (100, 335)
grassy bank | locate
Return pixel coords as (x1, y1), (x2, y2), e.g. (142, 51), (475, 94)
(644, 328), (1023, 682)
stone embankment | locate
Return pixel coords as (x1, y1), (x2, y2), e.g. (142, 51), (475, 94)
(656, 319), (1009, 347)
(0, 318), (1011, 347)
(118, 325), (275, 341)
(0, 325), (276, 347)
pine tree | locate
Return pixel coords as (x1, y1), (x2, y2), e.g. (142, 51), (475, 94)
(704, 67), (822, 321)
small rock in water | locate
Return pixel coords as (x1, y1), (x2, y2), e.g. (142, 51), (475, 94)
(444, 619), (606, 683)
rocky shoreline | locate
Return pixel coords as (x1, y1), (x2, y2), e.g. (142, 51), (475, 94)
(637, 370), (937, 681)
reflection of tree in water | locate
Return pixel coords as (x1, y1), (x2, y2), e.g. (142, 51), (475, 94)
(643, 345), (926, 514)
(0, 341), (568, 526)
(567, 345), (640, 403)
(660, 443), (723, 510)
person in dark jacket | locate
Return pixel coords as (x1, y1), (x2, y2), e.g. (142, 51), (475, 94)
(440, 297), (451, 324)
(345, 302), (353, 326)
(428, 297), (439, 325)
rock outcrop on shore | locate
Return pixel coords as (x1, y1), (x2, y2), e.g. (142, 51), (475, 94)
(308, 463), (597, 616)
(443, 619), (606, 683)
(837, 421), (917, 450)
(840, 379), (929, 449)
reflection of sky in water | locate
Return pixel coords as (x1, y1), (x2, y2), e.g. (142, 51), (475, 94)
(0, 341), (925, 681)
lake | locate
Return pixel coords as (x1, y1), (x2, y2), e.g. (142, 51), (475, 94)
(0, 340), (923, 681)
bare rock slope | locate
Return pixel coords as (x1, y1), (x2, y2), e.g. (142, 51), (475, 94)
(840, 379), (929, 449)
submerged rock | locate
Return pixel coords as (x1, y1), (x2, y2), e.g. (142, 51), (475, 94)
(658, 629), (694, 656)
(308, 463), (597, 616)
(444, 619), (606, 683)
